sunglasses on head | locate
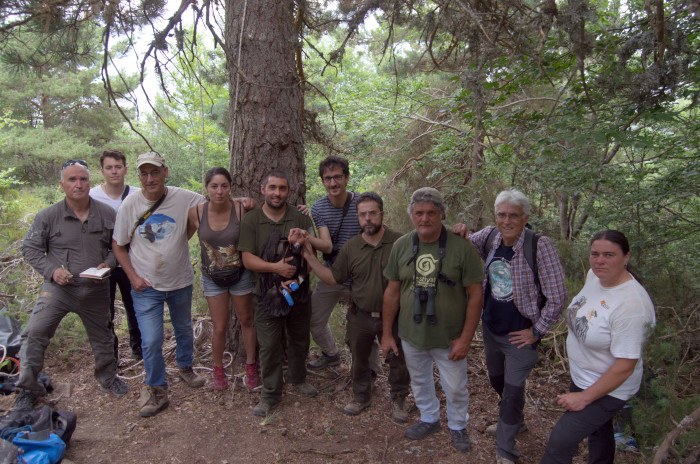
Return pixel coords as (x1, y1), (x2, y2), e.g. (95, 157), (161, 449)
(61, 159), (88, 170)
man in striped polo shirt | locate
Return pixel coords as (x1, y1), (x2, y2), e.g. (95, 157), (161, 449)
(307, 156), (380, 372)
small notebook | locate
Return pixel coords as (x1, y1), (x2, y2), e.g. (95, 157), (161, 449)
(79, 267), (111, 280)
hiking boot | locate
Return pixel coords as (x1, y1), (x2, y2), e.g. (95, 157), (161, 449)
(391, 396), (410, 423)
(496, 456), (515, 464)
(253, 400), (277, 417)
(293, 382), (318, 398)
(100, 378), (130, 397)
(139, 386), (169, 417)
(244, 361), (262, 391)
(307, 353), (340, 370)
(13, 389), (37, 410)
(178, 366), (205, 388)
(450, 428), (471, 452)
(486, 421), (528, 437)
(212, 365), (228, 391)
(404, 421), (441, 440)
(343, 401), (370, 416)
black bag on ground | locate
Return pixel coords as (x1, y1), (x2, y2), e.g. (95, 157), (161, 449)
(0, 438), (19, 464)
(0, 406), (77, 446)
(0, 373), (52, 397)
(0, 308), (22, 358)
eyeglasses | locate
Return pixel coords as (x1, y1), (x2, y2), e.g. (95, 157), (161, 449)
(61, 159), (88, 170)
(496, 212), (523, 220)
(322, 174), (346, 184)
(358, 211), (382, 218)
(138, 168), (163, 179)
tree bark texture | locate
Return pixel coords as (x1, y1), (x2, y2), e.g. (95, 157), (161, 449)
(225, 0), (306, 205)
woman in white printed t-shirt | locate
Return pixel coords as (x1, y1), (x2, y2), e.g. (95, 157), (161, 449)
(540, 230), (655, 464)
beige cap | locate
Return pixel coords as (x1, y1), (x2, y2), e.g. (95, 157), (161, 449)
(136, 152), (166, 169)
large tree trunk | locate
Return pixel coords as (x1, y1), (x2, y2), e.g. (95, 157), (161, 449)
(223, 0), (306, 361)
(225, 0), (306, 205)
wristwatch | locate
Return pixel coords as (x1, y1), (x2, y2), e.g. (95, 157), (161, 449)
(532, 327), (544, 339)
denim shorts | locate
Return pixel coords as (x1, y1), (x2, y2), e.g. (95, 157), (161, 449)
(200, 268), (255, 297)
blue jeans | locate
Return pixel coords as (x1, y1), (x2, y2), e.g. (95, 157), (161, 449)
(131, 286), (194, 387)
(402, 340), (470, 431)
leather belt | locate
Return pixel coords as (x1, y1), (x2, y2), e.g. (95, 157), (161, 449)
(356, 307), (381, 318)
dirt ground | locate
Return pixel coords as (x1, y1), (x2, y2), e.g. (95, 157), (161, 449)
(0, 321), (644, 464)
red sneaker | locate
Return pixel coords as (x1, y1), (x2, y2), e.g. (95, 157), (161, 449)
(212, 365), (228, 391)
(245, 361), (262, 391)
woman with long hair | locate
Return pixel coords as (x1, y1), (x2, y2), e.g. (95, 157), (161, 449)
(188, 167), (260, 391)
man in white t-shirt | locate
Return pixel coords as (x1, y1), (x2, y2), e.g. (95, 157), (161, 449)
(112, 152), (205, 417)
(89, 149), (142, 363)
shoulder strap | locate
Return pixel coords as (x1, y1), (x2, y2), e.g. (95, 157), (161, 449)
(485, 226), (498, 254)
(323, 192), (354, 262)
(120, 185), (130, 201)
(436, 226), (455, 287)
(408, 227), (455, 288)
(523, 228), (543, 307)
(130, 187), (168, 237)
(408, 230), (419, 265)
(522, 228), (540, 284)
(331, 192), (353, 243)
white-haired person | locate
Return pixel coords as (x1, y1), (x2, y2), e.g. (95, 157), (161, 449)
(454, 187), (568, 464)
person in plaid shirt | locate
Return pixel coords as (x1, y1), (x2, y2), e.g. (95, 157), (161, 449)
(455, 188), (568, 464)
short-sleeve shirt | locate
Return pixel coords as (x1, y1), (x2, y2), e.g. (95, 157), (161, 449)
(237, 205), (314, 296)
(384, 230), (484, 350)
(331, 227), (403, 314)
(113, 187), (204, 291)
(483, 244), (532, 335)
(565, 269), (655, 400)
(89, 184), (141, 212)
(311, 193), (360, 265)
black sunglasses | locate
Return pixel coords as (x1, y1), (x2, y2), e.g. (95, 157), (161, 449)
(62, 159), (88, 170)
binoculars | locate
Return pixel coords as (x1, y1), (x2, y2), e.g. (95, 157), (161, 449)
(413, 286), (437, 324)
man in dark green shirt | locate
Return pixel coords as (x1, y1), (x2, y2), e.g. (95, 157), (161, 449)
(239, 170), (318, 417)
(381, 187), (484, 453)
(303, 192), (411, 422)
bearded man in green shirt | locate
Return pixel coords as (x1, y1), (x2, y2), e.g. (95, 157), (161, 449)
(303, 192), (410, 423)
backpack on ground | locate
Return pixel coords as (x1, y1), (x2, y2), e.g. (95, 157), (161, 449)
(0, 406), (76, 446)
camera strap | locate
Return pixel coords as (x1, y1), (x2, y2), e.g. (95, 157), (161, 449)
(409, 226), (456, 324)
(322, 192), (353, 263)
(129, 187), (168, 238)
(409, 225), (456, 292)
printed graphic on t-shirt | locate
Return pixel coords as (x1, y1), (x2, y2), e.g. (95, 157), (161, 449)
(415, 253), (437, 287)
(138, 213), (176, 243)
(488, 258), (513, 302)
(565, 295), (596, 342)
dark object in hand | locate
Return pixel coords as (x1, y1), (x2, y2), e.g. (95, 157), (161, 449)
(385, 349), (396, 363)
(259, 230), (309, 317)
